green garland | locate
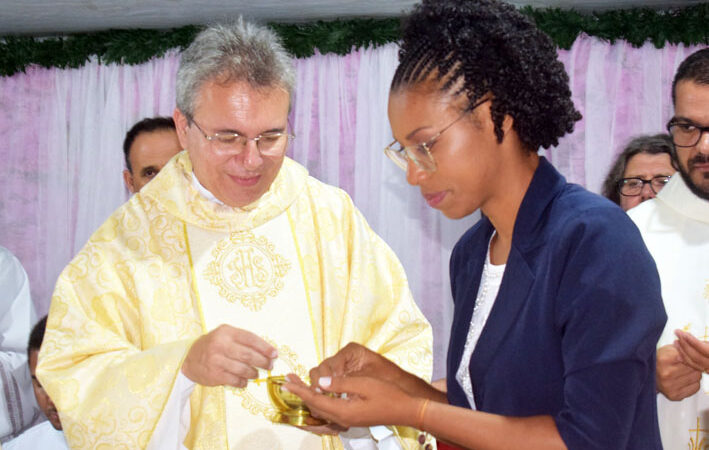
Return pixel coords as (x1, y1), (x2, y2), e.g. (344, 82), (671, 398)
(525, 4), (709, 49)
(1, 4), (707, 77)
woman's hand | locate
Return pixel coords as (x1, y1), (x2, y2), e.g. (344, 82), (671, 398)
(284, 373), (420, 429)
(309, 342), (447, 404)
(308, 342), (403, 389)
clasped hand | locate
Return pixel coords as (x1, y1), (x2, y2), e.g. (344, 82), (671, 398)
(656, 330), (709, 401)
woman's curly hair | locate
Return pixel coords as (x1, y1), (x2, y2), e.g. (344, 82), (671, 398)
(392, 0), (581, 152)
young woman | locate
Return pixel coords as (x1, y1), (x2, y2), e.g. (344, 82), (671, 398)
(286, 1), (666, 448)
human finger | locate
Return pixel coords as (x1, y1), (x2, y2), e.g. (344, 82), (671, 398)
(218, 354), (260, 381)
(182, 334), (224, 385)
(309, 344), (365, 384)
(284, 374), (310, 389)
(675, 330), (709, 358)
(661, 369), (702, 401)
(312, 343), (374, 379)
(221, 341), (275, 372)
(675, 330), (709, 348)
(221, 370), (249, 388)
(287, 373), (333, 419)
(283, 377), (349, 424)
(661, 357), (700, 378)
(227, 327), (278, 360)
(674, 379), (702, 399)
(663, 363), (702, 386)
(309, 360), (335, 392)
(675, 339), (709, 372)
(675, 365), (703, 384)
(305, 375), (416, 428)
(656, 344), (682, 364)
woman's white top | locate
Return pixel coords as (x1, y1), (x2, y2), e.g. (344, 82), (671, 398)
(455, 233), (506, 410)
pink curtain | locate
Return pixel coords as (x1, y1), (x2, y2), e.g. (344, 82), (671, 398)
(0, 53), (181, 315)
(0, 37), (705, 376)
(551, 37), (700, 191)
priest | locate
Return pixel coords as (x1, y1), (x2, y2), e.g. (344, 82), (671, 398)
(629, 47), (709, 448)
(37, 19), (432, 450)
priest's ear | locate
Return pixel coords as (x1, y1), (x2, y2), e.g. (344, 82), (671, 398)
(173, 108), (191, 150)
(123, 169), (136, 194)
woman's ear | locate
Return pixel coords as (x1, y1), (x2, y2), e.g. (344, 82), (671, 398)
(502, 113), (514, 135)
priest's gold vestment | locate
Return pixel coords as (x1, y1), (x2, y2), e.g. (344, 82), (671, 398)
(37, 152), (433, 449)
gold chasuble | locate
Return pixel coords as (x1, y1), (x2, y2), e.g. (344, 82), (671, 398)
(37, 152), (433, 450)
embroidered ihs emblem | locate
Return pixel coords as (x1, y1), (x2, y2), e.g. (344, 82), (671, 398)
(204, 231), (291, 311)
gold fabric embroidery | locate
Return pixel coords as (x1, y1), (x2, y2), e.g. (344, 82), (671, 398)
(204, 232), (291, 311)
(689, 416), (709, 450)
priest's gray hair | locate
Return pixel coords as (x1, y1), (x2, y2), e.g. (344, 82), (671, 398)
(176, 18), (295, 118)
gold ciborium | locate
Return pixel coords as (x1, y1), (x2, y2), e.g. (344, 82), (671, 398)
(265, 375), (328, 427)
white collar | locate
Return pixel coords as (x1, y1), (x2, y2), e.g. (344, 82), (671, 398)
(656, 174), (709, 224)
(190, 172), (224, 206)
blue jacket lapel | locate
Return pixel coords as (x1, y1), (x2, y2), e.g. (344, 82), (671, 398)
(448, 157), (566, 407)
(468, 247), (534, 402)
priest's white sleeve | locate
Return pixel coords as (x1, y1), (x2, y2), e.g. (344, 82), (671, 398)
(147, 372), (195, 450)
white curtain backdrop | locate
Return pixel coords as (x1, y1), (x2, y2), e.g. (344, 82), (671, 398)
(0, 52), (181, 319)
(0, 36), (704, 377)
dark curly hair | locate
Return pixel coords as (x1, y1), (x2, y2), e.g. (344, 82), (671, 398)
(601, 134), (676, 205)
(391, 0), (581, 152)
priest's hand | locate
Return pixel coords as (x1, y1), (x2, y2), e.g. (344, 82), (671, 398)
(182, 324), (277, 387)
(284, 374), (419, 429)
(656, 343), (701, 401)
(675, 330), (709, 374)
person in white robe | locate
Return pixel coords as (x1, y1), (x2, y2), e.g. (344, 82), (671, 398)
(0, 246), (39, 443)
(36, 18), (432, 450)
(628, 47), (709, 449)
(4, 420), (67, 450)
(5, 316), (68, 450)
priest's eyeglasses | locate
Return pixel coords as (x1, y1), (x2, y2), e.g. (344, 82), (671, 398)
(190, 118), (295, 156)
(384, 97), (490, 173)
(667, 119), (709, 148)
(618, 175), (672, 197)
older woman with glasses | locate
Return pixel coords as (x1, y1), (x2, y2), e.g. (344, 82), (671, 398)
(601, 134), (677, 211)
(286, 1), (667, 449)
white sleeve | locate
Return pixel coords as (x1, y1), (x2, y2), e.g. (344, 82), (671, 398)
(0, 247), (38, 442)
(146, 372), (195, 450)
(340, 426), (403, 450)
(0, 247), (36, 352)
